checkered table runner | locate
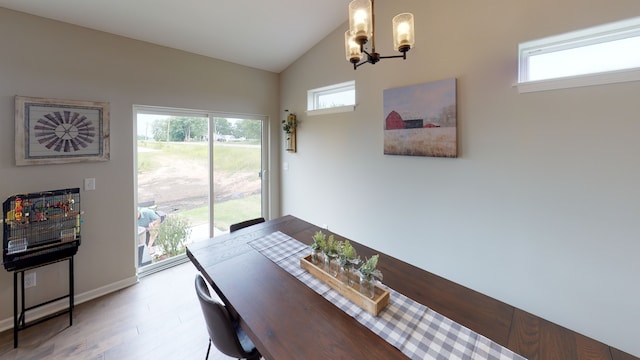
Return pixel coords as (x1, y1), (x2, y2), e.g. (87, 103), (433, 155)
(249, 231), (527, 360)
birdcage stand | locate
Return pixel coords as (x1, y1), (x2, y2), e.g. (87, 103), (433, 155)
(12, 255), (74, 348)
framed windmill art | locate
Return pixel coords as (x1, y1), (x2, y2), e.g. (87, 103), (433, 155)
(15, 96), (110, 166)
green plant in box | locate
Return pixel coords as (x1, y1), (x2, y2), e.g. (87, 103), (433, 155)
(359, 254), (383, 281)
(324, 234), (339, 257)
(324, 234), (341, 276)
(337, 239), (360, 284)
(341, 240), (357, 259)
(310, 230), (326, 251)
(338, 240), (358, 265)
(358, 254), (382, 299)
(310, 230), (326, 265)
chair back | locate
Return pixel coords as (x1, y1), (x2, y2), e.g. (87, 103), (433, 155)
(229, 217), (265, 232)
(195, 275), (258, 359)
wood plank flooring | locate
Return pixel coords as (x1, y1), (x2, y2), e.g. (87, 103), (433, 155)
(0, 262), (237, 360)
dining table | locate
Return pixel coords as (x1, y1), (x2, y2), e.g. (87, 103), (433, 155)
(186, 215), (638, 360)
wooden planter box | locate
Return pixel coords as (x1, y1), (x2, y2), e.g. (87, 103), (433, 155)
(300, 255), (390, 316)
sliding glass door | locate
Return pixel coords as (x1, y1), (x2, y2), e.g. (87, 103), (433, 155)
(135, 107), (266, 274)
(212, 117), (264, 232)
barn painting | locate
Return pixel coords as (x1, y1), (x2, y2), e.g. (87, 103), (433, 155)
(383, 78), (457, 158)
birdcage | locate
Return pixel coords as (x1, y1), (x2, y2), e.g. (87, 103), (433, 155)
(2, 188), (81, 271)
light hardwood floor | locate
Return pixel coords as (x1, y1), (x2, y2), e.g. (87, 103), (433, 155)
(0, 262), (238, 360)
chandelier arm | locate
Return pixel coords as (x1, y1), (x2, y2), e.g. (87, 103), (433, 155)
(354, 60), (369, 69)
(377, 53), (408, 60)
(371, 0), (376, 53)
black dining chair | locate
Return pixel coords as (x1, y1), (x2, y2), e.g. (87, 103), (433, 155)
(195, 275), (261, 360)
(229, 217), (265, 232)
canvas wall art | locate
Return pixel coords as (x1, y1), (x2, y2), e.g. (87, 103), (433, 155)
(383, 78), (457, 158)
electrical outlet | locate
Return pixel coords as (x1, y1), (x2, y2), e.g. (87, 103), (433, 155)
(24, 272), (36, 288)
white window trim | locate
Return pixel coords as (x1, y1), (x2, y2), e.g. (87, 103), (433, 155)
(517, 67), (640, 93)
(307, 81), (356, 112)
(517, 16), (640, 93)
(306, 105), (356, 116)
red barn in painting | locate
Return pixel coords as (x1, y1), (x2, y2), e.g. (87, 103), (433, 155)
(424, 123), (440, 128)
(385, 110), (404, 130)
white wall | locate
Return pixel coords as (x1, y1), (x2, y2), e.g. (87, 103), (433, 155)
(280, 0), (640, 356)
(0, 8), (280, 326)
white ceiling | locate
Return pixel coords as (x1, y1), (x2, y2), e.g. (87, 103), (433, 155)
(0, 0), (350, 73)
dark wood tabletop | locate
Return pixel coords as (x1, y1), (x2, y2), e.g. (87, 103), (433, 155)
(186, 215), (638, 360)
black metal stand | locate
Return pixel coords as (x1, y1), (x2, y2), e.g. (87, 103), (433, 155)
(13, 256), (74, 348)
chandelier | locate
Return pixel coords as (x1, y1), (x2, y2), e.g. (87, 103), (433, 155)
(345, 0), (415, 70)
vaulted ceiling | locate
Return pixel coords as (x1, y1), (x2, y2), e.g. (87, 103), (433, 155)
(0, 0), (350, 73)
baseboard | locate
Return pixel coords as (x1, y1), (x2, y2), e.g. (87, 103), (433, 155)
(0, 275), (139, 333)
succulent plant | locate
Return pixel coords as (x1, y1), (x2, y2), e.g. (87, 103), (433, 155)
(324, 234), (339, 256)
(310, 230), (326, 251)
(340, 240), (358, 260)
(359, 254), (383, 281)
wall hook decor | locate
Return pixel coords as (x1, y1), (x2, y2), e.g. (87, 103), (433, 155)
(282, 110), (297, 153)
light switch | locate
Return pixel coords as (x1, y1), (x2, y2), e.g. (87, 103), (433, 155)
(283, 162), (289, 171)
(84, 178), (96, 191)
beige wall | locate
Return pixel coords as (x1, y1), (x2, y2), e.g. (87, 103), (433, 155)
(280, 0), (639, 356)
(0, 8), (280, 327)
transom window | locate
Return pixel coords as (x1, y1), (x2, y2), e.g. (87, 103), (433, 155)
(518, 16), (640, 92)
(307, 81), (356, 115)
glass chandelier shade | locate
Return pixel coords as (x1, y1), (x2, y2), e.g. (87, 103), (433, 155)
(348, 0), (373, 46)
(345, 31), (363, 63)
(392, 13), (415, 52)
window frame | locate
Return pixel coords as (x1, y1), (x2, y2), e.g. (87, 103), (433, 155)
(517, 16), (640, 93)
(306, 81), (356, 116)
